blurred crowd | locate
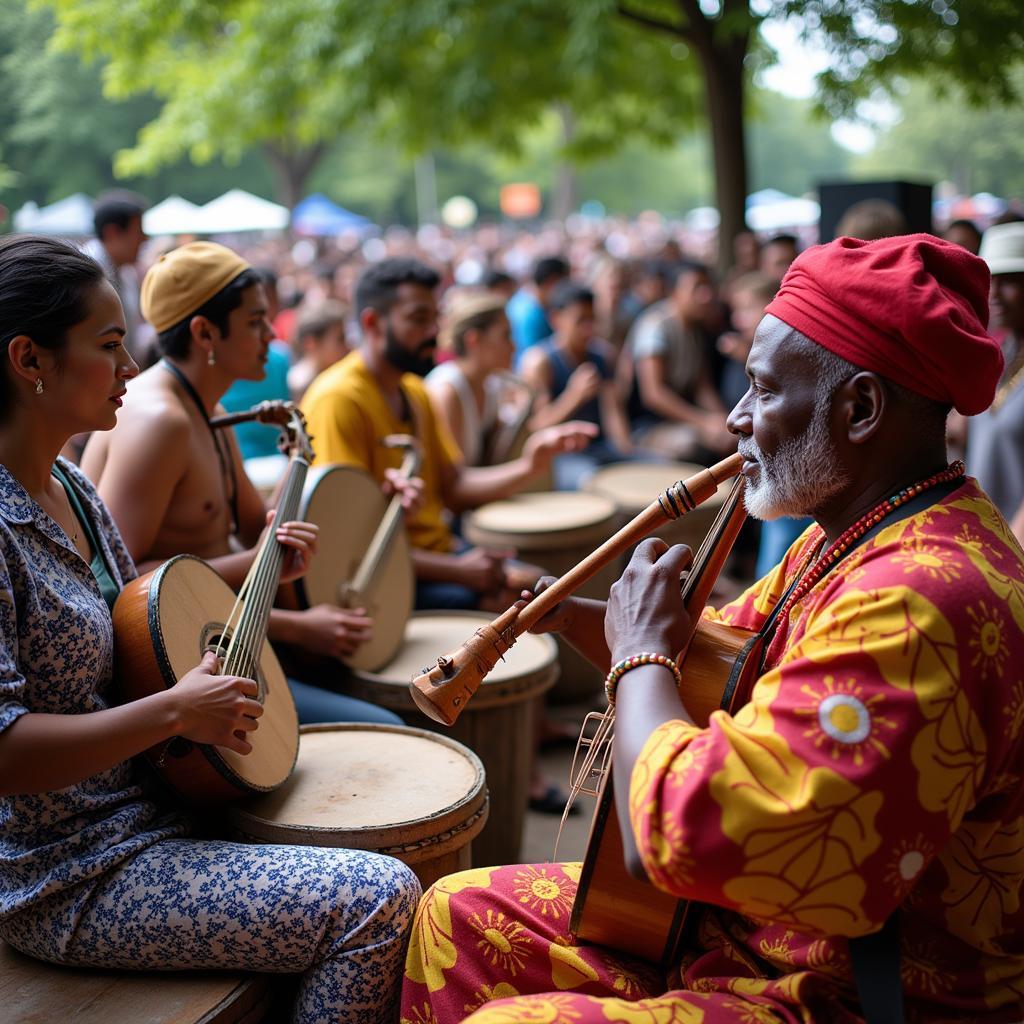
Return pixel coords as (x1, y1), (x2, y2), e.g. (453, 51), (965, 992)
(88, 189), (1024, 573)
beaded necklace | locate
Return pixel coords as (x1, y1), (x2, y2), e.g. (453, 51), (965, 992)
(770, 460), (966, 631)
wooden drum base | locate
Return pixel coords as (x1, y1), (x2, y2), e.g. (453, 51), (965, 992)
(345, 612), (559, 866)
(0, 941), (270, 1024)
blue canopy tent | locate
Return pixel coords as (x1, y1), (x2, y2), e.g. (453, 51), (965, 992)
(292, 194), (372, 236)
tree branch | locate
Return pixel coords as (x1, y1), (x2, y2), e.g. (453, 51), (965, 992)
(676, 0), (713, 50)
(616, 4), (690, 40)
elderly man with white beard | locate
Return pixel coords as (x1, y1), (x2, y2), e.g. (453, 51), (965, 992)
(400, 235), (1024, 1024)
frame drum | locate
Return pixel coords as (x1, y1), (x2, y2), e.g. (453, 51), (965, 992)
(583, 461), (728, 552)
(344, 612), (558, 866)
(294, 465), (413, 672)
(463, 492), (619, 703)
(229, 724), (488, 889)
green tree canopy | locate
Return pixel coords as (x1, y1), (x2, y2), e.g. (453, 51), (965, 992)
(854, 73), (1024, 199)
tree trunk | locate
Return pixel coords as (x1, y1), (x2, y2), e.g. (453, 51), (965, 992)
(263, 142), (325, 211)
(551, 104), (578, 222)
(699, 42), (748, 275)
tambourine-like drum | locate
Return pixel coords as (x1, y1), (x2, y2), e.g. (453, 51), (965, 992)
(584, 461), (727, 553)
(293, 464), (413, 672)
(229, 724), (488, 889)
(344, 612), (558, 866)
(463, 492), (619, 704)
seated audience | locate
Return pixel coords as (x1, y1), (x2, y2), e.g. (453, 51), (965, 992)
(507, 256), (569, 357)
(520, 282), (636, 490)
(301, 257), (595, 612)
(619, 260), (731, 462)
(288, 299), (350, 403)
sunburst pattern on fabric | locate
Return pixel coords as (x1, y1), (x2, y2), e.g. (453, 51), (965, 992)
(967, 600), (1011, 681)
(794, 675), (896, 765)
(893, 537), (963, 583)
(468, 909), (533, 976)
(512, 865), (576, 921)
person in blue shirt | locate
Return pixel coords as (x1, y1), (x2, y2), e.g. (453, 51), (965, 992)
(507, 256), (568, 358)
(220, 267), (292, 461)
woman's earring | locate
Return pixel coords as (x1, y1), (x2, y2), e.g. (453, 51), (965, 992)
(207, 350), (216, 367)
(35, 378), (44, 395)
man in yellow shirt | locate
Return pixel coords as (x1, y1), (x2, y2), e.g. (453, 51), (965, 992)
(302, 258), (595, 609)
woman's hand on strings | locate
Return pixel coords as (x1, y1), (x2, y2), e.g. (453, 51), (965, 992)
(171, 651), (263, 755)
(263, 511), (320, 583)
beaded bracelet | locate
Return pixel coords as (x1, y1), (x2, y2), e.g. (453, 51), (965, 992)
(604, 652), (682, 706)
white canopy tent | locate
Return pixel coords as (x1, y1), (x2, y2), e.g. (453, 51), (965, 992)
(193, 189), (289, 233)
(143, 195), (203, 236)
(13, 193), (94, 235)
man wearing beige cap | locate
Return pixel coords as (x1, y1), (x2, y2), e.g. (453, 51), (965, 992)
(966, 221), (1024, 542)
(82, 241), (403, 725)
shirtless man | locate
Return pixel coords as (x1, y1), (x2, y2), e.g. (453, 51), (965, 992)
(82, 241), (407, 724)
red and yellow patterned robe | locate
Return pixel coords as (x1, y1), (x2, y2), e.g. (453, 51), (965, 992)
(402, 480), (1024, 1023)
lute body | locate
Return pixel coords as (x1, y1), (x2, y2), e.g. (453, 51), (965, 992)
(569, 476), (757, 965)
(569, 617), (764, 965)
(113, 402), (311, 803)
(114, 555), (299, 801)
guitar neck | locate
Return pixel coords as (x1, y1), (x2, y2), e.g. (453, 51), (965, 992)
(224, 455), (308, 679)
(349, 450), (419, 596)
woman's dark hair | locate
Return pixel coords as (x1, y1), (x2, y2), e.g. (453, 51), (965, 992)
(0, 234), (106, 414)
(157, 268), (263, 359)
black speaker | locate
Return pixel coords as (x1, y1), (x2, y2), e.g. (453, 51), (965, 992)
(818, 180), (934, 241)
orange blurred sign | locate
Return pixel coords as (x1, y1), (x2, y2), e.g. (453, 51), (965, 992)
(500, 183), (542, 220)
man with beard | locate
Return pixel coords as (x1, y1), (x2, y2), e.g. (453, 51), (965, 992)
(401, 235), (1024, 1022)
(83, 242), (404, 724)
(301, 258), (595, 610)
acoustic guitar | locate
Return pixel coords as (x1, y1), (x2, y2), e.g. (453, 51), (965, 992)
(569, 479), (765, 966)
(113, 406), (311, 802)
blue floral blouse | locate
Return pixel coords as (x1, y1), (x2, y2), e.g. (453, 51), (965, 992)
(0, 458), (186, 922)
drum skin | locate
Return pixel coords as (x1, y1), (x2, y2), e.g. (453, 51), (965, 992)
(229, 724), (488, 889)
(344, 612), (558, 866)
(294, 464), (414, 672)
(464, 492), (619, 704)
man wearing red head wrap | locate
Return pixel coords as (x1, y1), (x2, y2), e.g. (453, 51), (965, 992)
(400, 236), (1024, 1024)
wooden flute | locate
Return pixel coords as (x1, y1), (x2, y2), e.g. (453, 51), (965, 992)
(409, 451), (745, 725)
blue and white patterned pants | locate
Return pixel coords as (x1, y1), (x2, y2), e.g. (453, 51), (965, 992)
(1, 838), (420, 1024)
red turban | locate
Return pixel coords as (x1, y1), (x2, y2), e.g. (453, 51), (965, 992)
(765, 233), (1002, 415)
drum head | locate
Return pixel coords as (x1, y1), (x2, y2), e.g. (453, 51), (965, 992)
(298, 464), (413, 671)
(465, 492), (618, 551)
(230, 724), (487, 858)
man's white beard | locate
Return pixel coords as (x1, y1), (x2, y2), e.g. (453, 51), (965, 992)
(738, 401), (848, 520)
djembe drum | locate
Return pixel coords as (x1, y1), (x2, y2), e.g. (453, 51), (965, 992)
(228, 724), (488, 888)
(343, 612), (558, 866)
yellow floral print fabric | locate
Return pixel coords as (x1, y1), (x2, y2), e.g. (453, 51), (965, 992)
(401, 480), (1024, 1023)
